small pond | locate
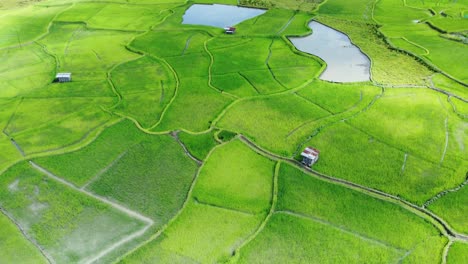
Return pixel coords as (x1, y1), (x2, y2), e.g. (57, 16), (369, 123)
(182, 4), (266, 28)
(289, 21), (371, 82)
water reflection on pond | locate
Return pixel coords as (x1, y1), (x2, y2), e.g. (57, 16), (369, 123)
(289, 21), (371, 82)
(182, 4), (266, 28)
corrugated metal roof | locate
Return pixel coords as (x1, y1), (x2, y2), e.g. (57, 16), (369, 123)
(301, 146), (319, 159)
(56, 73), (71, 78)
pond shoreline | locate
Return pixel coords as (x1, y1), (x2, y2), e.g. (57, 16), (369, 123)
(289, 20), (372, 83)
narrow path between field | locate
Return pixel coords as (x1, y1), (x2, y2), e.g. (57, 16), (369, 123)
(423, 177), (468, 208)
(238, 135), (468, 242)
(276, 210), (404, 251)
(29, 161), (153, 224)
(81, 149), (129, 190)
(28, 161), (154, 264)
(440, 117), (449, 164)
(232, 162), (280, 256)
(115, 140), (233, 262)
(0, 207), (54, 264)
(170, 131), (203, 165)
(441, 239), (453, 264)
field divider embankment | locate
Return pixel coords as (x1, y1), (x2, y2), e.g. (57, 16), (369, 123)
(423, 177), (468, 209)
(238, 72), (261, 94)
(231, 162), (280, 259)
(447, 96), (468, 119)
(275, 210), (405, 251)
(265, 39), (289, 90)
(204, 39), (239, 100)
(440, 117), (449, 164)
(427, 76), (467, 103)
(170, 131), (203, 165)
(113, 139), (233, 262)
(0, 206), (55, 264)
(371, 0), (468, 87)
(83, 224), (152, 264)
(0, 3), (74, 51)
(292, 87), (383, 156)
(28, 161), (153, 225)
(441, 239), (453, 264)
(28, 161), (157, 263)
(193, 197), (255, 216)
(81, 149), (129, 190)
(238, 135), (468, 242)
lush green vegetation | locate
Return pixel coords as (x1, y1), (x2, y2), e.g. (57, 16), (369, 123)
(0, 212), (47, 264)
(0, 162), (146, 263)
(193, 139), (275, 213)
(374, 0), (468, 83)
(111, 56), (177, 128)
(315, 16), (434, 85)
(88, 132), (198, 223)
(447, 242), (468, 264)
(218, 93), (331, 155)
(0, 0), (466, 263)
(429, 184), (468, 234)
(178, 130), (219, 160)
(237, 163), (446, 263)
(123, 201), (264, 263)
(238, 213), (403, 263)
(36, 120), (199, 225)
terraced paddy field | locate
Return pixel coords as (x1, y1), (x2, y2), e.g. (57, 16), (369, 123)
(0, 0), (467, 263)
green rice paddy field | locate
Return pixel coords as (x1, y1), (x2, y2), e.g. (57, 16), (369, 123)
(0, 0), (467, 263)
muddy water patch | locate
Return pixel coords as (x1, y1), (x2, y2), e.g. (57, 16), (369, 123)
(289, 21), (371, 82)
(182, 4), (266, 28)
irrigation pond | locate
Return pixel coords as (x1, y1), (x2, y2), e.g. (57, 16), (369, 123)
(182, 4), (266, 28)
(289, 21), (371, 82)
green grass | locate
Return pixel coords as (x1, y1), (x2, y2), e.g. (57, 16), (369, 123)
(348, 88), (467, 185)
(209, 36), (320, 93)
(296, 80), (378, 114)
(0, 212), (47, 264)
(35, 119), (199, 226)
(318, 0), (376, 23)
(0, 99), (24, 171)
(237, 213), (403, 263)
(304, 120), (457, 204)
(5, 97), (115, 155)
(178, 130), (218, 160)
(0, 5), (66, 48)
(0, 1), (466, 263)
(447, 242), (468, 264)
(235, 9), (297, 36)
(131, 30), (209, 58)
(374, 0), (468, 83)
(268, 38), (322, 88)
(428, 184), (468, 234)
(111, 56), (177, 128)
(86, 129), (199, 223)
(216, 129), (237, 142)
(241, 0), (322, 11)
(280, 11), (313, 36)
(0, 44), (55, 98)
(150, 45), (233, 132)
(315, 16), (434, 85)
(153, 76), (233, 132)
(276, 163), (444, 250)
(218, 93), (331, 155)
(39, 22), (139, 80)
(57, 3), (176, 31)
(33, 120), (146, 186)
(122, 201), (264, 263)
(0, 162), (146, 263)
(431, 73), (468, 100)
(193, 139), (275, 213)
